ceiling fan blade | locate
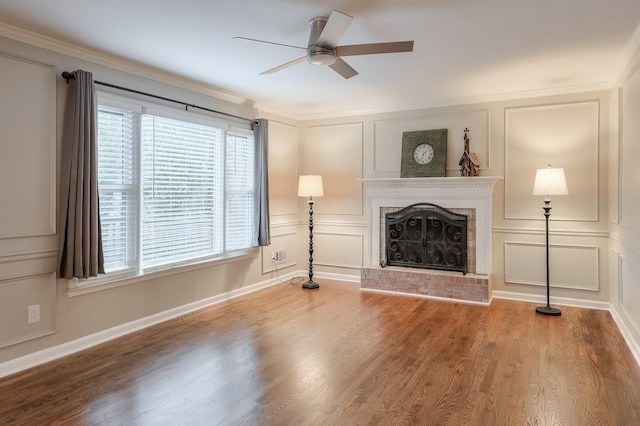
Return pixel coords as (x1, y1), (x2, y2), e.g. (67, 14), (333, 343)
(336, 41), (414, 56)
(329, 58), (358, 79)
(233, 36), (306, 50)
(316, 10), (353, 47)
(260, 57), (307, 75)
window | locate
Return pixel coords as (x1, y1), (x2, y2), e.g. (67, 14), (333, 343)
(96, 98), (256, 279)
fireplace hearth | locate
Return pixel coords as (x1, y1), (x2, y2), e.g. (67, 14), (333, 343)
(385, 203), (467, 274)
(359, 177), (502, 303)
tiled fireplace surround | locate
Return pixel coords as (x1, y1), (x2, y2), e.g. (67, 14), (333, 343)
(360, 177), (501, 304)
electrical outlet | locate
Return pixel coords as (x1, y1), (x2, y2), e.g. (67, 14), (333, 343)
(271, 249), (286, 263)
(28, 304), (40, 324)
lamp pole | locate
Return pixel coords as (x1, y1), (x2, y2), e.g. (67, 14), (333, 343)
(532, 165), (567, 316)
(535, 199), (560, 316)
(298, 175), (323, 290)
(303, 196), (319, 289)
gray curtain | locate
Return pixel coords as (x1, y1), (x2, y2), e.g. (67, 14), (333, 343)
(253, 118), (270, 246)
(57, 70), (104, 279)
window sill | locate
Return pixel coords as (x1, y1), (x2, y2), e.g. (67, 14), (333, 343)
(67, 249), (260, 298)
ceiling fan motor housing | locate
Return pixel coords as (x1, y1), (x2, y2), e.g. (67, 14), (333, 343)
(307, 16), (337, 65)
(307, 46), (337, 65)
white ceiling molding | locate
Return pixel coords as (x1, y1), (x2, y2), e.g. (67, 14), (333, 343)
(0, 10), (630, 122)
(272, 81), (611, 122)
(614, 22), (640, 87)
(0, 22), (251, 107)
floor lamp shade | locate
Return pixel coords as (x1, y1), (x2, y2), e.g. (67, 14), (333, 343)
(532, 165), (568, 316)
(298, 175), (324, 197)
(298, 175), (323, 290)
(533, 166), (568, 198)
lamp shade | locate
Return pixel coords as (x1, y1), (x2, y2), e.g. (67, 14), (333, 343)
(532, 166), (569, 196)
(298, 175), (324, 197)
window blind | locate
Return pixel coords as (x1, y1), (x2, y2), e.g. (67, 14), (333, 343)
(97, 106), (137, 273)
(226, 131), (255, 251)
(140, 115), (225, 269)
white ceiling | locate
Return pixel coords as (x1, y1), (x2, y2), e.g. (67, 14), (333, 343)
(1, 0), (639, 119)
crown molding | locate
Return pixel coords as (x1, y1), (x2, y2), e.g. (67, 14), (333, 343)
(0, 21), (617, 123)
(0, 22), (252, 107)
(274, 81), (611, 122)
(614, 21), (640, 87)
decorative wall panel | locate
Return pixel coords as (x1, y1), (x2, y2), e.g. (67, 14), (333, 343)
(0, 271), (56, 348)
(505, 102), (598, 221)
(314, 232), (363, 269)
(268, 121), (298, 216)
(308, 123), (363, 215)
(621, 65), (640, 232)
(261, 231), (297, 273)
(610, 89), (621, 225)
(372, 111), (489, 175)
(504, 241), (599, 291)
(0, 54), (56, 238)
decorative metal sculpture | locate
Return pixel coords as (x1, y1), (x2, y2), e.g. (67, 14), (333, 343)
(458, 128), (480, 176)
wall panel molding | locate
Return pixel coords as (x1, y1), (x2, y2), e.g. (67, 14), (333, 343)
(0, 272), (57, 349)
(611, 231), (640, 256)
(620, 62), (640, 232)
(493, 227), (608, 238)
(0, 53), (56, 238)
(505, 101), (599, 222)
(504, 241), (599, 291)
(308, 122), (364, 216)
(314, 232), (363, 269)
(268, 121), (299, 216)
(314, 221), (368, 229)
(610, 87), (621, 225)
(0, 249), (58, 264)
(261, 231), (297, 274)
(372, 110), (490, 175)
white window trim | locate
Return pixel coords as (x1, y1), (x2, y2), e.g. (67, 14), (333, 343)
(69, 92), (258, 294)
(68, 248), (259, 297)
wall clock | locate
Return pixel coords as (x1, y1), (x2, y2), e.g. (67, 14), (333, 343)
(401, 129), (448, 177)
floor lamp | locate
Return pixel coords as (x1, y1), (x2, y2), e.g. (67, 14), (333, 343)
(298, 175), (324, 289)
(532, 165), (569, 316)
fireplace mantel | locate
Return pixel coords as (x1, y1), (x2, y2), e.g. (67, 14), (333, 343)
(360, 176), (502, 275)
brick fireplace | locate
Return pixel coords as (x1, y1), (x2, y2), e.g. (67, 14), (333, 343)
(360, 177), (501, 304)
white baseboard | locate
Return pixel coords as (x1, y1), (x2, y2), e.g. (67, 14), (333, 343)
(0, 272), (297, 379)
(491, 290), (610, 310)
(609, 305), (640, 368)
(314, 270), (361, 284)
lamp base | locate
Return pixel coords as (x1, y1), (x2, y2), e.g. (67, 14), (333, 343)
(535, 305), (561, 316)
(302, 280), (319, 290)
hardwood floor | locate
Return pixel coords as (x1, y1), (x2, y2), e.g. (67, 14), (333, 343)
(1, 280), (639, 425)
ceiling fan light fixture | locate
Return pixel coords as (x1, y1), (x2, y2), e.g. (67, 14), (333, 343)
(307, 45), (337, 66)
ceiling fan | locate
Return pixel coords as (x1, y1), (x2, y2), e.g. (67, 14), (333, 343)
(234, 10), (414, 79)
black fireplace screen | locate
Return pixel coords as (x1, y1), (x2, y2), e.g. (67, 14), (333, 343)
(385, 203), (467, 274)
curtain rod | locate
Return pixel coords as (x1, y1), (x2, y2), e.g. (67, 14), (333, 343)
(61, 71), (255, 123)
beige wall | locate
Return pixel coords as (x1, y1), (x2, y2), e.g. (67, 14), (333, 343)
(609, 46), (640, 354)
(0, 35), (301, 365)
(301, 91), (611, 303)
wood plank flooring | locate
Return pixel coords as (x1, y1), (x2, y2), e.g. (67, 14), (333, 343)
(0, 280), (639, 425)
